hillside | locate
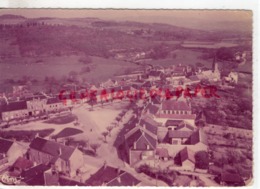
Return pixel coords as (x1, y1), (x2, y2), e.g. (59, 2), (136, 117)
(0, 14), (251, 61)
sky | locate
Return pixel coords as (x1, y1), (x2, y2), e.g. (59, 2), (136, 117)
(0, 9), (252, 30)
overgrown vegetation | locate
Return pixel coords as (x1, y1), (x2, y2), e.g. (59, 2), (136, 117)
(136, 164), (177, 186)
(52, 127), (83, 139)
(44, 114), (77, 125)
(0, 129), (54, 142)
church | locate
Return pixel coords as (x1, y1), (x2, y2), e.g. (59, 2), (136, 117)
(197, 56), (221, 82)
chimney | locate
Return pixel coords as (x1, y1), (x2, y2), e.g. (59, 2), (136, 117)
(117, 176), (121, 183)
(133, 142), (137, 149)
(58, 147), (62, 155)
(103, 161), (107, 169)
(117, 167), (121, 175)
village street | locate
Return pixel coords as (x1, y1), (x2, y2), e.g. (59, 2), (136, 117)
(72, 101), (168, 186)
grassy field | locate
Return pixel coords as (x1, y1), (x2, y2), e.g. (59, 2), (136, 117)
(146, 49), (212, 68)
(44, 114), (77, 125)
(52, 127), (83, 139)
(0, 55), (139, 85)
(0, 128), (54, 141)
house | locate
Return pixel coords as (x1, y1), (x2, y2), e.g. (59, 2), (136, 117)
(218, 173), (245, 186)
(165, 120), (184, 130)
(148, 70), (163, 81)
(138, 116), (160, 137)
(0, 138), (25, 164)
(176, 147), (196, 171)
(171, 65), (186, 77)
(225, 71), (238, 84)
(0, 101), (28, 121)
(26, 96), (47, 116)
(184, 129), (208, 151)
(45, 97), (66, 113)
(155, 100), (196, 125)
(21, 163), (51, 185)
(100, 79), (118, 88)
(28, 137), (84, 177)
(197, 57), (220, 82)
(175, 122), (196, 131)
(0, 153), (8, 166)
(11, 156), (34, 176)
(58, 177), (86, 186)
(86, 165), (141, 186)
(155, 148), (169, 161)
(168, 130), (193, 145)
(160, 100), (192, 115)
(124, 128), (157, 165)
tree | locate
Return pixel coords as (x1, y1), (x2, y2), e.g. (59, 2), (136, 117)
(195, 151), (209, 169)
(106, 126), (113, 137)
(101, 131), (109, 143)
(65, 137), (74, 146)
(115, 116), (121, 125)
(90, 143), (101, 155)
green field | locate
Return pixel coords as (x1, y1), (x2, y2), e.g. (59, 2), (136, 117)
(0, 55), (139, 84)
(147, 49), (213, 68)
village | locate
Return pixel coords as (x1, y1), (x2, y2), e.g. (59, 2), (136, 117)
(0, 52), (253, 186)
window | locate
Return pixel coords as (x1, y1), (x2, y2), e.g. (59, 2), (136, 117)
(172, 140), (178, 145)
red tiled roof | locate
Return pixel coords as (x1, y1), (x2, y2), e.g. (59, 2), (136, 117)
(162, 100), (191, 111)
(155, 148), (169, 158)
(13, 157), (33, 170)
(156, 114), (196, 120)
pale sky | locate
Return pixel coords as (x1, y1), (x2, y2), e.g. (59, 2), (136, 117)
(0, 9), (252, 29)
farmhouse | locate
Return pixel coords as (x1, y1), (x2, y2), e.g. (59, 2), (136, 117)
(0, 138), (25, 164)
(28, 137), (84, 177)
(0, 101), (28, 121)
(176, 147), (196, 171)
(86, 165), (141, 186)
(26, 96), (47, 116)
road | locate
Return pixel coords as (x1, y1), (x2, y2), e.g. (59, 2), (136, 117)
(178, 170), (220, 186)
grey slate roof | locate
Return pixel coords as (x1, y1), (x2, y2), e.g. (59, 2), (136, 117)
(0, 138), (14, 154)
(0, 101), (27, 113)
(29, 137), (75, 161)
(86, 165), (140, 186)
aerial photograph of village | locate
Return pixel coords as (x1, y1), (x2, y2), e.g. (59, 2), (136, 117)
(0, 9), (253, 186)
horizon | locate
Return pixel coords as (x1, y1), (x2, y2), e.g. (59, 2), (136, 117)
(0, 9), (252, 30)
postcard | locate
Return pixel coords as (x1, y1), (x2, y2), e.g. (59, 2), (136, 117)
(0, 9), (253, 187)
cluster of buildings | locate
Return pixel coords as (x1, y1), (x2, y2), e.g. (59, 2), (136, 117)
(118, 96), (208, 172)
(0, 94), (70, 124)
(0, 137), (141, 186)
(0, 56), (247, 186)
